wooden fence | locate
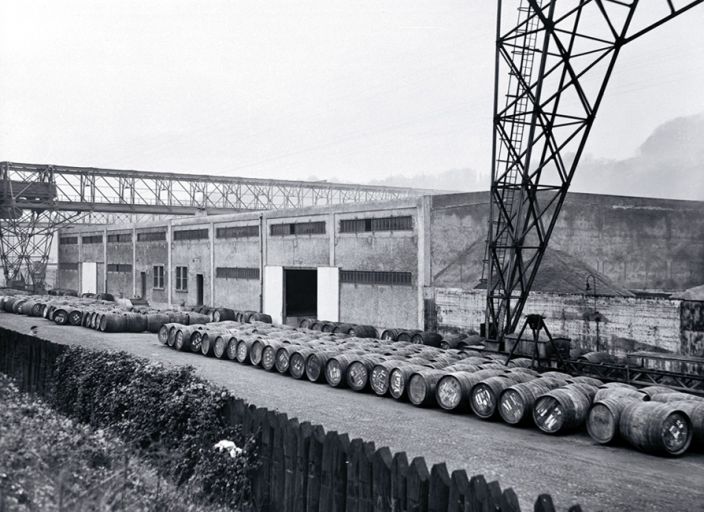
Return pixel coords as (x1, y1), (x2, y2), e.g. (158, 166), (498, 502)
(0, 327), (582, 512)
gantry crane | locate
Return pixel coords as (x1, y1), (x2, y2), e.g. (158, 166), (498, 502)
(484, 0), (704, 344)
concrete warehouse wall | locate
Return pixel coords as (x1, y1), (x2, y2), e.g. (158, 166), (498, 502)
(57, 197), (424, 328)
(134, 228), (169, 304)
(429, 192), (704, 292)
(433, 287), (698, 356)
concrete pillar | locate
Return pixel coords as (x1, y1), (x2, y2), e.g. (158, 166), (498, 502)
(210, 221), (215, 307)
(328, 212), (335, 266)
(77, 233), (83, 293)
(132, 226), (137, 297)
(103, 226), (108, 293)
(417, 196), (432, 331)
(167, 222), (172, 307)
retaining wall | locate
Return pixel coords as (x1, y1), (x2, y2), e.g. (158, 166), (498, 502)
(0, 327), (576, 512)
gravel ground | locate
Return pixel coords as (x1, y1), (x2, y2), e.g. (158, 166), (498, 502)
(2, 312), (703, 512)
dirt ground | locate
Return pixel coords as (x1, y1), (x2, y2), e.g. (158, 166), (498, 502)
(2, 312), (703, 512)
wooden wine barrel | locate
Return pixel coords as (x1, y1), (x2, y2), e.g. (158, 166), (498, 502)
(275, 345), (301, 374)
(650, 392), (704, 403)
(174, 328), (189, 351)
(31, 302), (46, 317)
(388, 364), (427, 400)
(225, 336), (239, 361)
(53, 308), (70, 326)
(99, 313), (124, 332)
(434, 369), (503, 411)
(252, 313), (273, 324)
(577, 352), (618, 364)
(587, 395), (642, 445)
(305, 351), (335, 382)
(213, 335), (229, 359)
(639, 385), (675, 398)
(261, 341), (284, 371)
(67, 309), (83, 326)
(146, 313), (170, 333)
(299, 318), (314, 329)
(347, 325), (377, 338)
(236, 337), (257, 364)
(533, 384), (593, 434)
(539, 371), (573, 382)
(570, 376), (604, 387)
(289, 348), (316, 379)
(669, 401), (704, 448)
(410, 331), (443, 347)
(346, 356), (381, 391)
(471, 373), (537, 419)
(408, 369), (445, 407)
(190, 331), (204, 353)
(619, 401), (693, 455)
(325, 354), (358, 387)
(396, 330), (420, 342)
(499, 378), (564, 425)
(380, 328), (402, 341)
(370, 360), (402, 396)
(158, 323), (173, 345)
(198, 333), (215, 356)
(593, 386), (649, 403)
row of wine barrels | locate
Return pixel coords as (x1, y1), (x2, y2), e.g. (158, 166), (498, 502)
(533, 382), (601, 434)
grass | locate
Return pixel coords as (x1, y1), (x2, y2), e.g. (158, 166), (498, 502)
(0, 374), (234, 512)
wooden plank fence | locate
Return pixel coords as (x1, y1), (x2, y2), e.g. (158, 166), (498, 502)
(0, 327), (582, 512)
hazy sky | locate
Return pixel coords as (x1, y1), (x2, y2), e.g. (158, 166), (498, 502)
(1, 1), (703, 192)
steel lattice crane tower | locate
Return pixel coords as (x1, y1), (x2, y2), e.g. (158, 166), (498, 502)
(485, 0), (704, 343)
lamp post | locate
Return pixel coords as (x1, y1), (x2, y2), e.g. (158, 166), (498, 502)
(585, 274), (600, 351)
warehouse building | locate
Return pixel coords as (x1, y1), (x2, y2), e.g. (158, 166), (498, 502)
(57, 191), (704, 356)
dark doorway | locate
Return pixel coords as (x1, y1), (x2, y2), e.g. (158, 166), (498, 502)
(284, 269), (317, 324)
(140, 272), (147, 298)
(196, 274), (204, 306)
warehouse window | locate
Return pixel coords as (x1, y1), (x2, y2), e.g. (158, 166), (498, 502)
(59, 236), (78, 245)
(107, 233), (132, 243)
(215, 267), (260, 280)
(339, 215), (413, 233)
(153, 265), (164, 289)
(173, 228), (209, 241)
(270, 221), (326, 236)
(82, 235), (103, 244)
(58, 262), (79, 270)
(175, 266), (188, 291)
(107, 263), (132, 273)
(137, 231), (166, 242)
(340, 270), (412, 286)
(216, 225), (259, 239)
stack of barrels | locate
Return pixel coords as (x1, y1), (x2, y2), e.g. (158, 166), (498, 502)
(0, 292), (274, 335)
(586, 384), (703, 456)
(156, 318), (704, 457)
(299, 317), (445, 346)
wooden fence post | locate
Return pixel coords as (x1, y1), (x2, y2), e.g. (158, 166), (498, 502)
(293, 422), (313, 512)
(406, 457), (430, 512)
(319, 431), (338, 510)
(447, 469), (469, 512)
(283, 418), (299, 512)
(332, 433), (350, 512)
(305, 425), (325, 512)
(534, 494), (556, 512)
(372, 446), (392, 512)
(391, 452), (409, 512)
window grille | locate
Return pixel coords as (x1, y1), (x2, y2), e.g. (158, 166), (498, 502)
(215, 267), (260, 280)
(58, 262), (79, 270)
(215, 225), (259, 239)
(107, 263), (132, 273)
(340, 270), (412, 286)
(137, 231), (166, 242)
(82, 235), (103, 244)
(176, 266), (188, 291)
(107, 233), (132, 243)
(59, 236), (78, 245)
(339, 215), (412, 233)
(153, 265), (165, 288)
(270, 221), (325, 236)
(173, 228), (209, 241)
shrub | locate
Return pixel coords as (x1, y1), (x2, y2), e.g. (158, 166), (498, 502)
(51, 347), (258, 509)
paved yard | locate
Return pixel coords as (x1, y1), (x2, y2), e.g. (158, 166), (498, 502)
(1, 312), (703, 512)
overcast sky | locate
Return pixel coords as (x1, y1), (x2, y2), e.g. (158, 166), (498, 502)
(1, 1), (703, 196)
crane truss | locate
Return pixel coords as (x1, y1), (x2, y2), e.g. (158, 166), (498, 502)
(485, 0), (704, 341)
